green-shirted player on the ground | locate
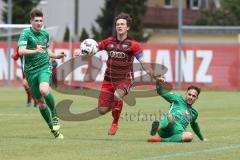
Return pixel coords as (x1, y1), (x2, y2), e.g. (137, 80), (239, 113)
(18, 9), (65, 139)
(148, 77), (206, 143)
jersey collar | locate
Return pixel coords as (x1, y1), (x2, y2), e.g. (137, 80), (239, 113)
(30, 27), (41, 35)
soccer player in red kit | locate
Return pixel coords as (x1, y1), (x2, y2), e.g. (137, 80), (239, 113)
(12, 48), (38, 107)
(97, 13), (162, 135)
(75, 13), (161, 135)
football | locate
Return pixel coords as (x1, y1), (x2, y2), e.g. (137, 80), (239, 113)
(80, 39), (99, 56)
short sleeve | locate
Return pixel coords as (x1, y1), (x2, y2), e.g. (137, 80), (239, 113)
(18, 30), (28, 47)
(132, 41), (142, 56)
(98, 38), (111, 50)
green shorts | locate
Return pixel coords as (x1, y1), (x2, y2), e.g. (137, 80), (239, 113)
(158, 116), (184, 138)
(26, 69), (52, 99)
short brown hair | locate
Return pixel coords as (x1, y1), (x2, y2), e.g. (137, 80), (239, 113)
(115, 12), (132, 27)
(187, 85), (201, 95)
(30, 9), (43, 20)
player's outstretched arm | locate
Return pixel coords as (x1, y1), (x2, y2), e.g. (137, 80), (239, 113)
(156, 80), (179, 103)
(190, 121), (205, 141)
(74, 49), (82, 56)
(18, 45), (45, 55)
(137, 57), (162, 81)
(48, 49), (66, 59)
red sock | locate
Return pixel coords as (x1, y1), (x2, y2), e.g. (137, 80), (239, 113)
(112, 100), (123, 125)
(23, 83), (31, 99)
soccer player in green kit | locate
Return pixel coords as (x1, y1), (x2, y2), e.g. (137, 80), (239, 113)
(18, 9), (65, 139)
(148, 77), (206, 142)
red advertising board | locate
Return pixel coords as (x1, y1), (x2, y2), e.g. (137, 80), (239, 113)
(0, 41), (239, 90)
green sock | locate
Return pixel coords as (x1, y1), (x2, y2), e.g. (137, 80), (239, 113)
(161, 134), (182, 142)
(39, 107), (53, 130)
(44, 93), (57, 118)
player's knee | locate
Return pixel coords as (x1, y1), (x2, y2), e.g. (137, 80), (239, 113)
(38, 99), (46, 109)
(182, 132), (193, 142)
(40, 89), (49, 96)
(98, 107), (110, 115)
(39, 82), (50, 96)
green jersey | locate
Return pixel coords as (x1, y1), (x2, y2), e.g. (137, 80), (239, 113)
(156, 84), (198, 131)
(18, 27), (51, 74)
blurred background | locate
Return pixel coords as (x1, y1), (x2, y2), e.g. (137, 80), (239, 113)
(0, 0), (240, 90)
(0, 2), (240, 159)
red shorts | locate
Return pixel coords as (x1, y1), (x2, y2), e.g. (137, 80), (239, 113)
(98, 79), (133, 108)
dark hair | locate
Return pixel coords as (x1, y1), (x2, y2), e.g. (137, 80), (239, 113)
(115, 12), (132, 27)
(187, 85), (201, 95)
(30, 9), (43, 20)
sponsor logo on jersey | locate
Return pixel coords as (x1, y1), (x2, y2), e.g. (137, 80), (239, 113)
(42, 37), (47, 42)
(120, 42), (131, 51)
(109, 51), (128, 59)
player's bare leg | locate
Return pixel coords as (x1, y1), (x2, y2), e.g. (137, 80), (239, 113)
(98, 106), (111, 115)
(182, 132), (193, 142)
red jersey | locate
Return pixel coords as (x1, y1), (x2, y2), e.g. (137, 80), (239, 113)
(98, 37), (142, 82)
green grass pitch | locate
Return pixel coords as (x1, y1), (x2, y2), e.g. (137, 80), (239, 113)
(0, 87), (239, 160)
